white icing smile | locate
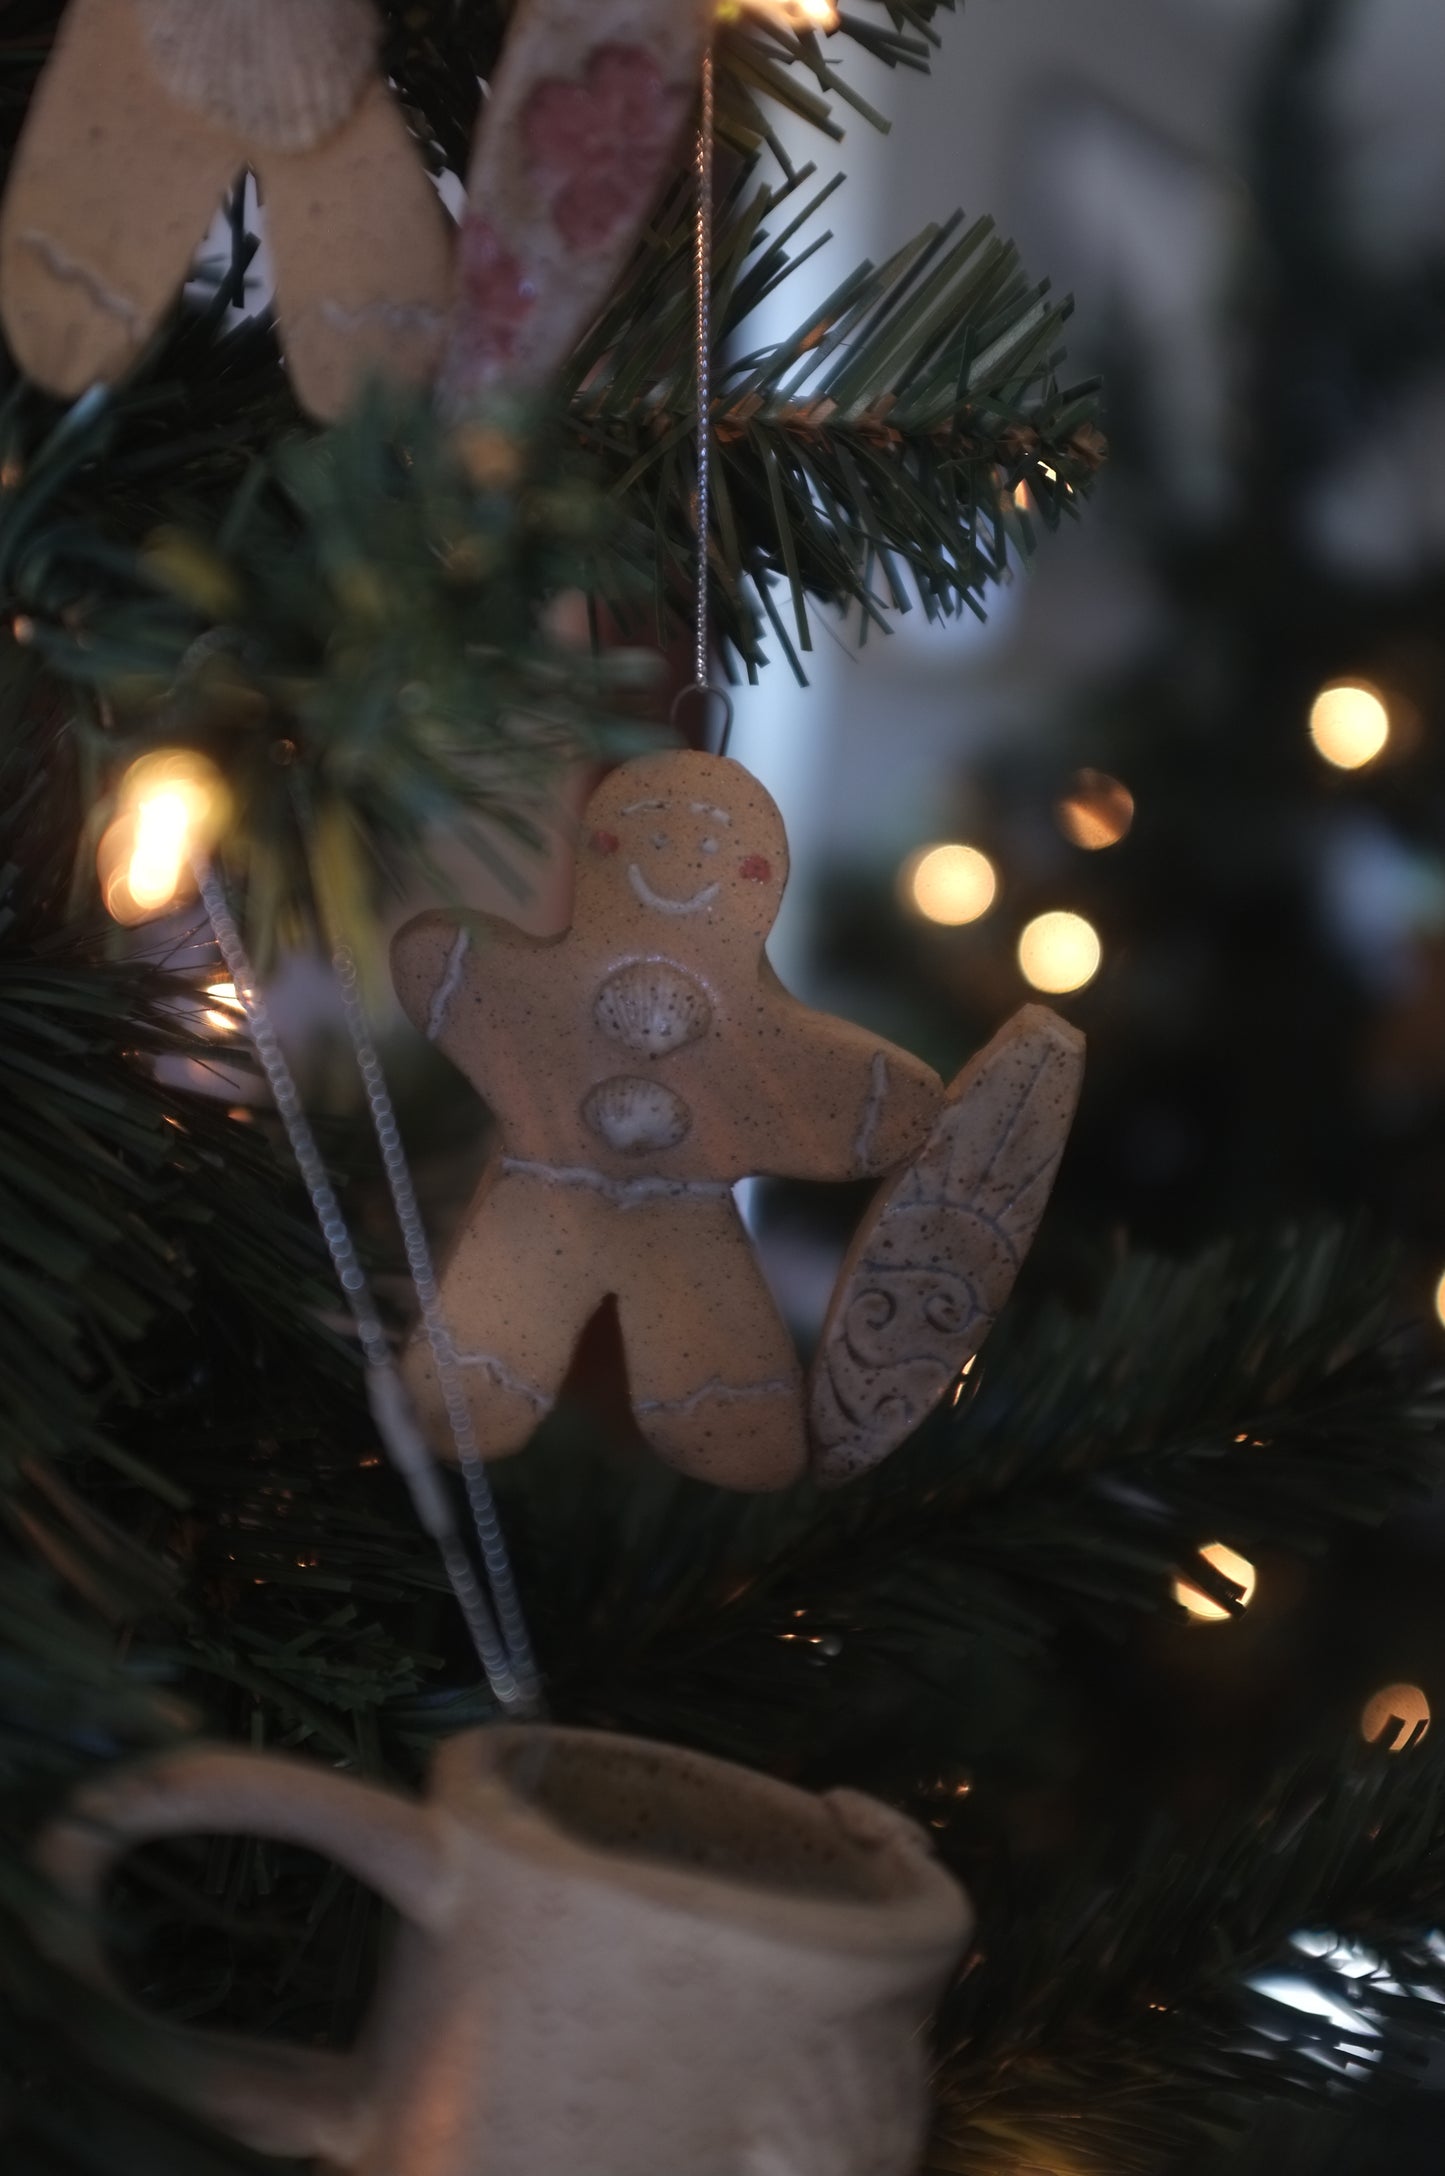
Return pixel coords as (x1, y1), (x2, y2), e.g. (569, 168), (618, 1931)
(628, 864), (720, 915)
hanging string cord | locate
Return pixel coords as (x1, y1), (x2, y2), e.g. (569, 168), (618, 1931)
(194, 858), (534, 1717)
(666, 43), (732, 755)
(676, 42), (735, 760)
(331, 942), (540, 1709)
(693, 43), (715, 700)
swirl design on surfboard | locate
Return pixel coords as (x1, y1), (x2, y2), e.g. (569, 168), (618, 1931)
(809, 1006), (1085, 1487)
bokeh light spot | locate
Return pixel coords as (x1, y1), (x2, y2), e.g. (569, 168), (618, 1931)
(1173, 1542), (1257, 1622)
(1361, 1682), (1430, 1752)
(722, 0), (839, 25)
(1309, 682), (1390, 770)
(1056, 769), (1135, 850)
(1018, 910), (1101, 993)
(99, 750), (228, 925)
(902, 843), (998, 927)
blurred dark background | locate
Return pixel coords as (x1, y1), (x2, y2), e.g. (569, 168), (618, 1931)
(718, 6), (1445, 2164)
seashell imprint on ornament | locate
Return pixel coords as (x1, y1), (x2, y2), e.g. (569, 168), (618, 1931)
(581, 1073), (693, 1154)
(137, 0), (380, 151)
(594, 958), (713, 1057)
(0, 0), (451, 418)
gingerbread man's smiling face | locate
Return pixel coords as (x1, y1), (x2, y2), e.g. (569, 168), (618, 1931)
(576, 751), (789, 943)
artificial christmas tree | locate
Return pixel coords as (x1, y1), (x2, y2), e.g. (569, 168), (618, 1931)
(1, 6), (1444, 2175)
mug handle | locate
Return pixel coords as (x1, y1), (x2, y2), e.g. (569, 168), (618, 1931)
(35, 1745), (450, 2163)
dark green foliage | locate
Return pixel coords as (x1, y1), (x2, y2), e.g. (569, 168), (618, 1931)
(0, 181), (1096, 939)
(513, 1224), (1437, 1763)
(574, 160), (1101, 680)
(1, 5), (1440, 2173)
(4, 1180), (1445, 2169)
(715, 1), (962, 158)
(0, 358), (650, 958)
(0, 676), (342, 1480)
(0, 0), (1095, 948)
(931, 1749), (1445, 2175)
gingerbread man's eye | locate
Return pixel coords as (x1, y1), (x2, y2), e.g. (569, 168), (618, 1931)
(589, 829), (620, 856)
(739, 855), (772, 883)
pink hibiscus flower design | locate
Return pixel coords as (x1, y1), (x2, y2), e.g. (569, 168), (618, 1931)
(524, 42), (692, 254)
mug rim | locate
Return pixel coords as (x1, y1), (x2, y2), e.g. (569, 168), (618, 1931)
(431, 1724), (971, 1962)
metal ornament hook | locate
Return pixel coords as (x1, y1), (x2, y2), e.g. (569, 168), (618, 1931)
(669, 680), (735, 757)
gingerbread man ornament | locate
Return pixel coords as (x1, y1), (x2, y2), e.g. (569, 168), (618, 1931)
(391, 750), (944, 1491)
(0, 0), (452, 420)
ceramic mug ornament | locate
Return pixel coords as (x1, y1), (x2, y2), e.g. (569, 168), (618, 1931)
(0, 0), (452, 418)
(393, 747), (1084, 1492)
(37, 1725), (972, 2176)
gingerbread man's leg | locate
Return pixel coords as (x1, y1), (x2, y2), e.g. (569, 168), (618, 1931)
(612, 1195), (806, 1492)
(403, 1165), (606, 1458)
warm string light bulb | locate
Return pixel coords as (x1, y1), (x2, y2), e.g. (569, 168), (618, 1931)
(719, 0), (840, 28)
(1018, 910), (1101, 993)
(1360, 1682), (1431, 1753)
(129, 786), (202, 909)
(902, 842), (998, 927)
(1432, 1269), (1445, 1330)
(99, 749), (229, 925)
(1308, 681), (1390, 770)
(203, 981), (244, 1035)
(1173, 1542), (1257, 1622)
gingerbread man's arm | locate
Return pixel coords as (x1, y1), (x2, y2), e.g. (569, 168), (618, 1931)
(391, 908), (549, 1090)
(737, 964), (944, 1182)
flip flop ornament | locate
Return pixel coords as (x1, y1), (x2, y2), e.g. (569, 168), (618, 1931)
(440, 0), (715, 412)
(2, 0), (716, 418)
(0, 0), (452, 419)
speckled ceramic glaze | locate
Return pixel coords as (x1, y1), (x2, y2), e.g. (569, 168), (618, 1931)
(37, 1725), (973, 2176)
(0, 0), (450, 417)
(391, 749), (945, 1490)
